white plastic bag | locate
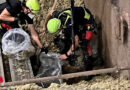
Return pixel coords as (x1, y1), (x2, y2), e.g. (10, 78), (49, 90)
(2, 28), (35, 60)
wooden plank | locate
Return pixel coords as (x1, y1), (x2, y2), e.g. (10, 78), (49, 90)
(4, 67), (118, 86)
(0, 49), (5, 86)
(9, 58), (34, 81)
(2, 66), (130, 87)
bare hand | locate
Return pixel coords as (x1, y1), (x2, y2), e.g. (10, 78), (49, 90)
(59, 54), (68, 60)
(49, 10), (54, 15)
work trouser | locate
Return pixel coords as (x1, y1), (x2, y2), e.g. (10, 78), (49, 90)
(81, 30), (93, 71)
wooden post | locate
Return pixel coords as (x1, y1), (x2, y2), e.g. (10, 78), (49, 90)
(0, 49), (5, 86)
(9, 58), (34, 81)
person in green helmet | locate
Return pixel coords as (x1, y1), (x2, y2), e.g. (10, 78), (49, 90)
(0, 0), (42, 48)
(45, 7), (96, 81)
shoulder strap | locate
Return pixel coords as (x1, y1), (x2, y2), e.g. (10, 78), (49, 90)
(58, 10), (71, 18)
(82, 7), (90, 20)
(58, 9), (71, 27)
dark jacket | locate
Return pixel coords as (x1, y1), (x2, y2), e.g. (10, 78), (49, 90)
(0, 1), (33, 25)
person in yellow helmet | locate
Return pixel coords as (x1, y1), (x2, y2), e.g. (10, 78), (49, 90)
(45, 7), (96, 58)
(45, 7), (96, 81)
(0, 0), (42, 48)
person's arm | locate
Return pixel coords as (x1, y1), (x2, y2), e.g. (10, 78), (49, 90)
(0, 8), (15, 21)
(43, 10), (54, 31)
(67, 35), (79, 55)
(28, 24), (42, 48)
(59, 35), (79, 60)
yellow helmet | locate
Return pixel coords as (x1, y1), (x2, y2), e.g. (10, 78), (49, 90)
(47, 18), (61, 34)
(26, 0), (40, 14)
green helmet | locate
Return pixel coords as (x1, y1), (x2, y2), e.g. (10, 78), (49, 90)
(26, 0), (40, 14)
(47, 18), (61, 34)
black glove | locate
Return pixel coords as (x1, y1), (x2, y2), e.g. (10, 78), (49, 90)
(68, 54), (76, 66)
(19, 12), (27, 24)
(41, 47), (48, 54)
(14, 17), (26, 25)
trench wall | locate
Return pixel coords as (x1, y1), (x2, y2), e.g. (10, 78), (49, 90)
(85, 0), (130, 78)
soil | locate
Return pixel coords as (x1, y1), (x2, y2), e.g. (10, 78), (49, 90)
(0, 75), (130, 90)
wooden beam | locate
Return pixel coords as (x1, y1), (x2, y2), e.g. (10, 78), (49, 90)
(3, 67), (118, 87)
(3, 66), (130, 87)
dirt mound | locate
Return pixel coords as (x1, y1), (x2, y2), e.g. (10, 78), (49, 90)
(0, 83), (42, 90)
(47, 75), (130, 90)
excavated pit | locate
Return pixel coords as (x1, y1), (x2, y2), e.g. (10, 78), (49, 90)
(1, 0), (130, 90)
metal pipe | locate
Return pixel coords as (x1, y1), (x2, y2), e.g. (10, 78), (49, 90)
(2, 67), (118, 87)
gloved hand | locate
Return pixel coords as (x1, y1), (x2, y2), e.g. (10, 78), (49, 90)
(14, 17), (26, 25)
(41, 47), (48, 54)
(18, 12), (27, 24)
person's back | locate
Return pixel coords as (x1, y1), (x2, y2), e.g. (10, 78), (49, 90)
(52, 7), (95, 37)
(0, 0), (22, 16)
(0, 0), (42, 48)
(0, 2), (8, 14)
